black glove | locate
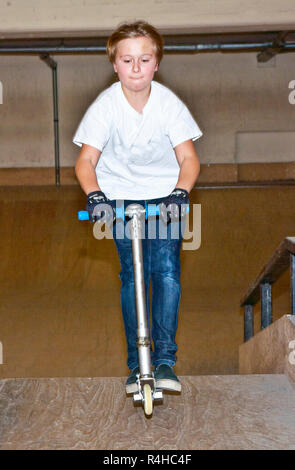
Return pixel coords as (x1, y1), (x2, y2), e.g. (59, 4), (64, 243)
(86, 190), (116, 223)
(159, 187), (189, 223)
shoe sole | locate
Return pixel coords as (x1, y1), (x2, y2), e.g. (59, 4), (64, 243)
(126, 382), (138, 394)
(156, 378), (181, 392)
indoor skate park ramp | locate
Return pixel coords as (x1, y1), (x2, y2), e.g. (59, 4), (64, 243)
(1, 374), (295, 450)
(1, 186), (295, 380)
(1, 187), (295, 449)
(2, 0), (295, 452)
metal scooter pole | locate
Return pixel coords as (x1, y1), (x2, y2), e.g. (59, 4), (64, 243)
(125, 204), (163, 415)
(125, 204), (153, 379)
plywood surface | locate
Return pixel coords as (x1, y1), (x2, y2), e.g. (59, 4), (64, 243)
(1, 374), (295, 450)
(239, 315), (295, 384)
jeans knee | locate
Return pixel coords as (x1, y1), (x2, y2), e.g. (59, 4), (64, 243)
(152, 270), (180, 284)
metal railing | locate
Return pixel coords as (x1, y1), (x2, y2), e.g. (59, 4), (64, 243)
(240, 237), (295, 342)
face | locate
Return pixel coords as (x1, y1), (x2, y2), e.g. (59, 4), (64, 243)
(113, 36), (159, 93)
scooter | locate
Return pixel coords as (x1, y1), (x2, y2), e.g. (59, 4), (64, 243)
(78, 202), (187, 416)
(121, 203), (163, 416)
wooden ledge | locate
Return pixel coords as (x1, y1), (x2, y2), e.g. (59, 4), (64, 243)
(1, 162), (295, 187)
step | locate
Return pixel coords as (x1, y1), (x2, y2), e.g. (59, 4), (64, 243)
(0, 374), (295, 450)
(239, 314), (295, 384)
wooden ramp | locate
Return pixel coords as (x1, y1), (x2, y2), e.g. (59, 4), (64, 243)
(239, 315), (295, 384)
(1, 374), (295, 450)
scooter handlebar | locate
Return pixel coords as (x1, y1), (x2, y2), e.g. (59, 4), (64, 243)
(78, 203), (189, 221)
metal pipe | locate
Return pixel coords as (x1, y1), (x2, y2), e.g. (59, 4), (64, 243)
(260, 282), (273, 329)
(244, 304), (254, 342)
(39, 54), (60, 186)
(0, 43), (295, 54)
(52, 64), (60, 186)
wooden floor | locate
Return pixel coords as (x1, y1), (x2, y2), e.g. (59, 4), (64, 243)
(0, 374), (295, 450)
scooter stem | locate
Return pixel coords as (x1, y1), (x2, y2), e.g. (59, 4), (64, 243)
(125, 203), (152, 378)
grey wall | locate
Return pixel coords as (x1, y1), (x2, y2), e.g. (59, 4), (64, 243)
(1, 51), (295, 168)
(1, 0), (295, 37)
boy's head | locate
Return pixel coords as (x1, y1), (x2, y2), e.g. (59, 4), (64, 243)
(106, 20), (164, 66)
(107, 21), (164, 93)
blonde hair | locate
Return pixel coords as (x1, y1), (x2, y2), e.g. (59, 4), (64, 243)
(106, 20), (164, 65)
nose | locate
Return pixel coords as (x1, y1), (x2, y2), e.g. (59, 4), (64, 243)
(132, 59), (140, 73)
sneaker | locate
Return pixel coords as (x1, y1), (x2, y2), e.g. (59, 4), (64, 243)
(154, 364), (182, 392)
(125, 366), (140, 394)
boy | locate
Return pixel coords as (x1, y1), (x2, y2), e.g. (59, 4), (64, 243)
(73, 20), (202, 393)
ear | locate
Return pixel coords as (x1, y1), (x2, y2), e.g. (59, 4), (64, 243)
(154, 63), (159, 72)
(113, 62), (118, 73)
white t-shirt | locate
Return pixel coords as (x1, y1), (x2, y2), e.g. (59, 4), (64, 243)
(73, 80), (203, 200)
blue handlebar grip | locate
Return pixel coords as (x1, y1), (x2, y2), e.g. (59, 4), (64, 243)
(78, 204), (189, 221)
(145, 202), (158, 218)
(78, 210), (90, 221)
(116, 206), (125, 220)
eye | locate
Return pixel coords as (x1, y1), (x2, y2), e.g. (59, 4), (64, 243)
(124, 60), (131, 63)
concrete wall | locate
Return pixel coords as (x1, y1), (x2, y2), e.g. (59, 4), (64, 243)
(1, 0), (295, 170)
(0, 50), (295, 168)
(1, 0), (295, 37)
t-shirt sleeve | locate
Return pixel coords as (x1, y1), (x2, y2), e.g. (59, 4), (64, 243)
(72, 97), (111, 151)
(166, 95), (203, 148)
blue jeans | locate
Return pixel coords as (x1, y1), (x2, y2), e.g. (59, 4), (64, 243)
(110, 197), (184, 370)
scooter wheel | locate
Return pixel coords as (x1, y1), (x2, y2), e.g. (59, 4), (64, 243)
(143, 384), (153, 416)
